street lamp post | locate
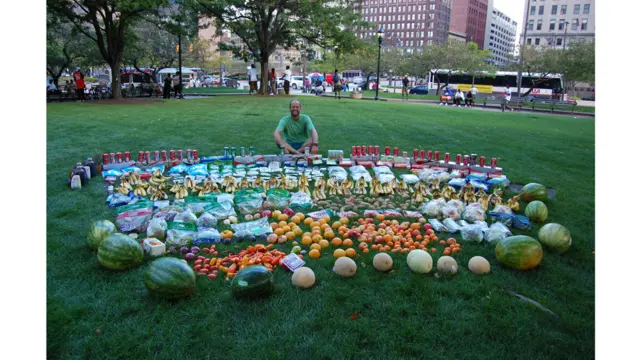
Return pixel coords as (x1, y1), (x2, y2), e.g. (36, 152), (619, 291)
(178, 32), (183, 99)
(562, 21), (569, 51)
(517, 0), (532, 97)
(375, 28), (384, 101)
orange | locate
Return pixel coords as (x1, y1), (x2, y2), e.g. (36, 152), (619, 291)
(319, 239), (329, 248)
(324, 230), (335, 240)
(291, 216), (301, 224)
(320, 215), (331, 223)
(439, 240), (446, 245)
(281, 226), (291, 233)
(317, 218), (327, 226)
(362, 248), (370, 254)
(277, 221), (287, 228)
(321, 223), (331, 230)
(288, 222), (296, 229)
(310, 243), (322, 251)
(331, 237), (343, 247)
(293, 227), (303, 236)
(309, 249), (321, 259)
(295, 212), (305, 220)
(410, 223), (421, 230)
(285, 231), (296, 241)
(274, 228), (285, 236)
(431, 247), (437, 253)
(345, 248), (357, 258)
(382, 234), (392, 243)
(332, 221), (342, 229)
(340, 217), (349, 225)
(310, 221), (320, 229)
(272, 210), (282, 218)
(312, 234), (323, 243)
(301, 236), (312, 246)
(278, 214), (289, 222)
(343, 239), (354, 247)
(303, 217), (314, 226)
(333, 249), (346, 258)
(302, 232), (312, 238)
(270, 222), (279, 230)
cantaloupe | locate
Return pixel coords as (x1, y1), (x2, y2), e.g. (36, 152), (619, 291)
(333, 257), (357, 277)
(407, 249), (433, 274)
(291, 267), (316, 289)
(436, 256), (458, 275)
(373, 253), (393, 272)
(468, 256), (491, 274)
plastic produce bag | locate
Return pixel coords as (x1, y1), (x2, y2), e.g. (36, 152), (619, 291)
(489, 212), (515, 227)
(463, 203), (486, 222)
(421, 198), (446, 218)
(418, 169), (433, 182)
(174, 208), (198, 224)
(153, 204), (184, 222)
(203, 201), (237, 219)
(442, 218), (462, 233)
(492, 205), (513, 214)
(168, 164), (189, 174)
(460, 224), (484, 243)
(307, 209), (334, 220)
(364, 210), (380, 217)
(193, 228), (222, 245)
(165, 221), (197, 248)
(290, 191), (313, 210)
(328, 166), (348, 181)
(441, 203), (461, 220)
(485, 222), (512, 244)
(236, 193), (264, 215)
(428, 218), (448, 232)
(373, 166), (393, 177)
(266, 188), (290, 209)
(350, 165), (372, 182)
(230, 217), (273, 238)
(197, 212), (218, 229)
(115, 201), (153, 233)
(339, 211), (359, 218)
(448, 178), (467, 189)
(187, 164), (209, 177)
(436, 172), (451, 183)
(146, 218), (168, 241)
(378, 173), (395, 184)
(466, 172), (488, 181)
(404, 210), (423, 218)
(456, 219), (470, 227)
(446, 199), (466, 214)
(381, 209), (403, 218)
(400, 174), (420, 185)
(469, 179), (489, 192)
(185, 196), (215, 216)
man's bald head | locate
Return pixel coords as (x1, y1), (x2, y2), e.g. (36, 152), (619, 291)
(289, 99), (301, 118)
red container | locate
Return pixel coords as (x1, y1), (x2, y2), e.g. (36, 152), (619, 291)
(352, 146), (357, 156)
(479, 156), (486, 167)
(109, 153), (116, 164)
(170, 150), (176, 160)
(361, 145), (367, 155)
(161, 150), (167, 161)
(138, 151), (144, 162)
(145, 151), (151, 164)
(368, 145), (374, 155)
(124, 152), (131, 162)
(192, 150), (198, 159)
(393, 147), (399, 156)
(491, 157), (497, 168)
(186, 149), (192, 160)
(153, 151), (160, 162)
(434, 151), (440, 161)
(456, 154), (462, 164)
(413, 149), (418, 158)
(177, 150), (183, 160)
(444, 153), (450, 163)
(116, 152), (123, 163)
(420, 150), (426, 159)
(426, 150), (433, 161)
(384, 146), (391, 156)
(103, 153), (109, 165)
(374, 146), (380, 155)
(463, 155), (470, 165)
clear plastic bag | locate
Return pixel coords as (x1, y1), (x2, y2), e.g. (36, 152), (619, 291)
(146, 217), (168, 241)
(492, 205), (513, 214)
(266, 188), (290, 209)
(115, 201), (154, 233)
(153, 204), (185, 222)
(174, 208), (198, 224)
(339, 211), (359, 218)
(364, 210), (380, 217)
(400, 174), (420, 185)
(381, 209), (403, 218)
(448, 178), (467, 188)
(185, 196), (214, 216)
(442, 218), (462, 233)
(461, 224), (484, 243)
(418, 169), (433, 182)
(404, 210), (423, 218)
(290, 191), (313, 210)
(428, 218), (448, 232)
(328, 166), (348, 181)
(421, 198), (446, 218)
(446, 199), (466, 214)
(230, 217), (273, 238)
(437, 172), (451, 183)
(307, 209), (334, 220)
(373, 166), (393, 177)
(485, 222), (512, 244)
(350, 166), (372, 182)
(469, 179), (489, 192)
(441, 204), (461, 220)
(203, 201), (237, 219)
(378, 173), (395, 184)
(193, 228), (222, 245)
(236, 194), (264, 215)
(197, 212), (218, 229)
(165, 221), (197, 248)
(463, 202), (486, 222)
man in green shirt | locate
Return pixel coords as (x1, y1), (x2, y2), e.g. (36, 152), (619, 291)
(273, 99), (319, 154)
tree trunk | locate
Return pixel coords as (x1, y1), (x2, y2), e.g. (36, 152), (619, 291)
(472, 75), (476, 86)
(110, 59), (122, 100)
(259, 60), (269, 95)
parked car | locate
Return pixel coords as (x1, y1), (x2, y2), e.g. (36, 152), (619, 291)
(409, 85), (429, 95)
(277, 76), (305, 90)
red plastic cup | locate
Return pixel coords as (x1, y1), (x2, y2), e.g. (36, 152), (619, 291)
(393, 147), (399, 156)
(192, 150), (198, 159)
(480, 156), (486, 167)
(463, 155), (470, 165)
(413, 149), (418, 158)
(170, 150), (176, 160)
(161, 150), (167, 161)
(103, 153), (109, 165)
(138, 151), (144, 162)
(124, 152), (131, 162)
(368, 145), (374, 155)
(177, 150), (183, 160)
(384, 146), (391, 156)
(116, 152), (123, 163)
(434, 151), (440, 161)
(491, 157), (497, 168)
(444, 153), (450, 163)
(426, 150), (433, 161)
(456, 154), (462, 164)
(420, 150), (426, 159)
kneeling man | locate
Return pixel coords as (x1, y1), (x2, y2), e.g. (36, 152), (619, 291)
(273, 100), (319, 154)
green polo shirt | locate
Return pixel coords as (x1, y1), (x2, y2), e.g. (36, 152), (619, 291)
(276, 114), (315, 144)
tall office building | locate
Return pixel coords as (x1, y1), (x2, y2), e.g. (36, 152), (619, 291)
(355, 0), (452, 51)
(521, 0), (595, 49)
(449, 0), (490, 49)
(484, 7), (518, 66)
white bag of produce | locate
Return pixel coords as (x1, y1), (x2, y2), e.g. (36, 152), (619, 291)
(485, 222), (512, 244)
(146, 218), (168, 241)
(421, 198), (446, 218)
(460, 224), (484, 243)
(463, 203), (486, 222)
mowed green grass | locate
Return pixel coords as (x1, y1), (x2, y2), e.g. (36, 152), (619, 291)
(183, 86), (249, 94)
(47, 96), (595, 360)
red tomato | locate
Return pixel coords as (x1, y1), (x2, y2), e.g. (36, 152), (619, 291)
(207, 273), (217, 280)
(194, 259), (203, 266)
(194, 265), (202, 271)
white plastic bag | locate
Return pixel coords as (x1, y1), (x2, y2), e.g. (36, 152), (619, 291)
(463, 202), (486, 222)
(421, 198), (446, 218)
(485, 222), (512, 244)
(461, 224), (484, 243)
(146, 218), (168, 241)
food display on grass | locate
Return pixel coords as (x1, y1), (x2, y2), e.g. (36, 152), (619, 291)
(76, 145), (573, 299)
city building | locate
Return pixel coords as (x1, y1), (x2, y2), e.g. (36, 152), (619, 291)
(484, 7), (518, 66)
(521, 0), (595, 49)
(449, 0), (490, 49)
(354, 0), (452, 51)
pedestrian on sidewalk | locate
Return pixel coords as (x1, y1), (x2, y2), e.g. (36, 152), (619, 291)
(333, 69), (342, 99)
(163, 74), (172, 99)
(269, 68), (277, 96)
(401, 75), (410, 100)
(283, 66), (292, 95)
(248, 64), (258, 95)
(73, 67), (86, 101)
(502, 85), (513, 112)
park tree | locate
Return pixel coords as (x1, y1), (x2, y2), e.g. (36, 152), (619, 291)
(341, 41), (380, 90)
(513, 44), (563, 96)
(460, 42), (496, 85)
(122, 21), (180, 84)
(47, 0), (170, 99)
(559, 41), (595, 96)
(194, 0), (365, 94)
(47, 15), (90, 87)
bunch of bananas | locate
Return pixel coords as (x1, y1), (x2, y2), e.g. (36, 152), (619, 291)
(353, 178), (367, 195)
(479, 194), (490, 211)
(327, 178), (339, 196)
(149, 169), (171, 187)
(253, 177), (264, 188)
(508, 195), (520, 212)
(312, 179), (326, 201)
(133, 185), (148, 197)
(412, 189), (424, 204)
(150, 189), (168, 201)
(170, 184), (189, 199)
(239, 177), (249, 190)
(184, 176), (196, 190)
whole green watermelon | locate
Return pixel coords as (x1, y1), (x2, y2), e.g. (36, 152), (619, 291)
(98, 233), (144, 270)
(88, 220), (117, 250)
(144, 257), (196, 299)
(231, 265), (274, 299)
(524, 200), (548, 223)
(496, 235), (543, 270)
(538, 223), (572, 253)
(520, 183), (547, 202)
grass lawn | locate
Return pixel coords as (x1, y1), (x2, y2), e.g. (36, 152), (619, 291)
(183, 87), (249, 94)
(47, 96), (594, 359)
(363, 89), (440, 101)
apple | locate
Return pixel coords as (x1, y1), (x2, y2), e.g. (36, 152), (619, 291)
(261, 210), (272, 218)
(283, 208), (295, 217)
(423, 224), (433, 231)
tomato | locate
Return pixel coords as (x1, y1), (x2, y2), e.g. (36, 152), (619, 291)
(207, 273), (217, 280)
(194, 259), (203, 266)
(194, 265), (202, 272)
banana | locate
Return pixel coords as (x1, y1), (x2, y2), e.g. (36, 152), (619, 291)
(117, 186), (129, 195)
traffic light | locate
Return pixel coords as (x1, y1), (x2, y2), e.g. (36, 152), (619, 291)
(175, 44), (180, 53)
(189, 44), (193, 53)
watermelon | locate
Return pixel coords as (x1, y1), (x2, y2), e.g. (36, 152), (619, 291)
(538, 223), (572, 253)
(520, 183), (547, 202)
(231, 265), (274, 298)
(524, 200), (548, 223)
(88, 220), (117, 250)
(144, 258), (196, 298)
(495, 235), (543, 270)
(97, 233), (144, 270)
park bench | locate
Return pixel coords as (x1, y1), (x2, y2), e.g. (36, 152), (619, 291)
(530, 99), (578, 114)
(480, 95), (524, 112)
